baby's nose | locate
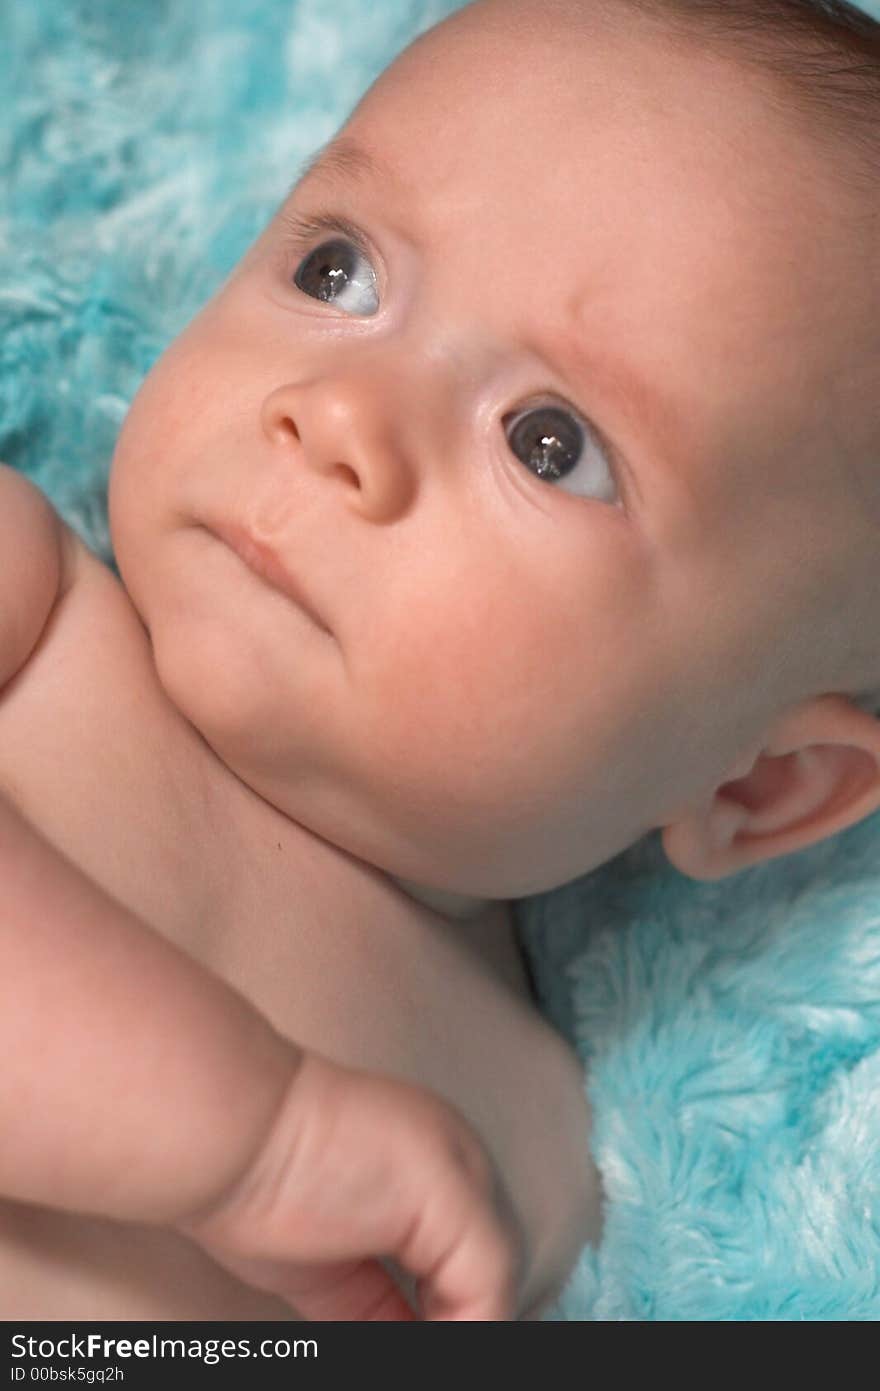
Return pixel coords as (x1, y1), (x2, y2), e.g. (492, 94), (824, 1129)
(260, 379), (417, 524)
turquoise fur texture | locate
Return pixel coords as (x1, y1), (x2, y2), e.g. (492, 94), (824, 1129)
(3, 0), (879, 1320)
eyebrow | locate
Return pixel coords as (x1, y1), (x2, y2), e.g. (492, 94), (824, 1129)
(288, 136), (395, 198)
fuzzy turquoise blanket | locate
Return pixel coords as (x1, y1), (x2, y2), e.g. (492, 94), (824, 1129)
(3, 0), (879, 1320)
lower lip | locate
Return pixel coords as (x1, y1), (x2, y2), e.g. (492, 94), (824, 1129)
(207, 522), (330, 633)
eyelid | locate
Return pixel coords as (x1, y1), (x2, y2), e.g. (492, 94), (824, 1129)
(279, 208), (379, 275)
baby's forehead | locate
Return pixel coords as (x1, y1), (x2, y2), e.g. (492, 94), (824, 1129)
(356, 5), (844, 253)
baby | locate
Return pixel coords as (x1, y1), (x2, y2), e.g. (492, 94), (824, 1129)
(2, 0), (879, 1321)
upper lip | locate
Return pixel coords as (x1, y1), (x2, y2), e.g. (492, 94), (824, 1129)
(207, 519), (330, 633)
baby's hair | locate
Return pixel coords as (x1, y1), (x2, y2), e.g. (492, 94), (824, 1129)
(613, 0), (879, 196)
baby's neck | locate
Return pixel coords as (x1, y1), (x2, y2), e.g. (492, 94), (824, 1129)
(388, 875), (495, 922)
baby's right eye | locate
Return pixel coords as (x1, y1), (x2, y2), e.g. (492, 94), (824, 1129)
(292, 236), (380, 317)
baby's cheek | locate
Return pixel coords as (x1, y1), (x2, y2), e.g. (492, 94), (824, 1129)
(357, 587), (575, 814)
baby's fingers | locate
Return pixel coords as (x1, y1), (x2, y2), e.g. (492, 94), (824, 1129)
(214, 1252), (417, 1321)
(288, 1259), (416, 1321)
(399, 1138), (522, 1321)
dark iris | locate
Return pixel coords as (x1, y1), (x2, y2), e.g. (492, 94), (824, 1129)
(504, 406), (584, 481)
(293, 239), (358, 303)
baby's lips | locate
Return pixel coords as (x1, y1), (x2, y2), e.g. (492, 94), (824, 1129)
(205, 518), (331, 633)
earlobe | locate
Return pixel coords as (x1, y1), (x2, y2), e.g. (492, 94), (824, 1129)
(662, 694), (880, 882)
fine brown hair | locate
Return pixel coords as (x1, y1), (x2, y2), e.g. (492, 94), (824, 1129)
(616, 0), (880, 195)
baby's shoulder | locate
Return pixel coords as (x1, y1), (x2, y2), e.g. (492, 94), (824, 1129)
(0, 464), (75, 693)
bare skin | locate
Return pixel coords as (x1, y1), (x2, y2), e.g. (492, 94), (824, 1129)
(3, 0), (880, 1323)
(109, 0), (880, 912)
(0, 520), (598, 1318)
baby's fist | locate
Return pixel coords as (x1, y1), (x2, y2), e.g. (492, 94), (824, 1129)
(177, 1051), (521, 1320)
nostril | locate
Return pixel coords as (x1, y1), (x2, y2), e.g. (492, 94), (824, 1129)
(333, 463), (361, 490)
(269, 407), (361, 492)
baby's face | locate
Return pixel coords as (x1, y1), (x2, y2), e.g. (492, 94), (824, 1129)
(109, 0), (872, 896)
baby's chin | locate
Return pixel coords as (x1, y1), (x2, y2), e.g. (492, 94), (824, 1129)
(138, 579), (595, 904)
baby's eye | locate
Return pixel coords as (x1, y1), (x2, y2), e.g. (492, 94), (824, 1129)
(292, 237), (380, 317)
(502, 403), (618, 503)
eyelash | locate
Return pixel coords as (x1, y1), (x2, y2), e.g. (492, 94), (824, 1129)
(280, 209), (375, 268)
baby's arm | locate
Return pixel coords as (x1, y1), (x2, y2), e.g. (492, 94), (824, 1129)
(0, 789), (295, 1222)
(0, 790), (519, 1319)
(0, 467), (518, 1318)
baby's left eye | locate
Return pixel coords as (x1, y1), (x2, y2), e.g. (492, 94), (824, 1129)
(293, 238), (380, 317)
(502, 403), (618, 502)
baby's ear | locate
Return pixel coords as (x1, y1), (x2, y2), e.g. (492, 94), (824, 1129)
(662, 694), (880, 882)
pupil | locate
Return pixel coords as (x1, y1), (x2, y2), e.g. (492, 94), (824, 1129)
(508, 407), (582, 481)
(295, 239), (354, 302)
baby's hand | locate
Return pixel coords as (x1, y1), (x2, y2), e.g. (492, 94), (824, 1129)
(177, 1051), (521, 1320)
